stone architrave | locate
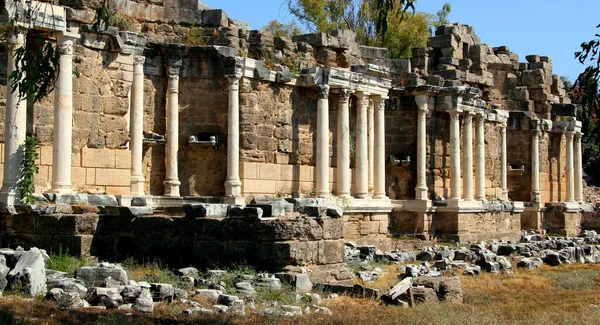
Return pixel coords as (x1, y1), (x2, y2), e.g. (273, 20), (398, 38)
(223, 57), (244, 200)
(565, 132), (575, 202)
(448, 111), (462, 200)
(130, 55), (146, 195)
(373, 95), (387, 199)
(368, 98), (374, 194)
(336, 89), (352, 197)
(500, 122), (508, 200)
(531, 127), (541, 203)
(462, 112), (475, 201)
(164, 62), (182, 197)
(51, 32), (79, 193)
(474, 113), (486, 201)
(574, 132), (584, 203)
(414, 95), (429, 200)
(316, 84), (330, 198)
(355, 91), (370, 199)
(1, 28), (27, 196)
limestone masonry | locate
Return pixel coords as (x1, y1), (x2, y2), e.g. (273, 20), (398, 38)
(0, 1), (598, 264)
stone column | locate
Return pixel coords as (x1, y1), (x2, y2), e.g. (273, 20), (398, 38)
(462, 112), (474, 201)
(531, 128), (541, 203)
(368, 98), (374, 194)
(51, 33), (77, 193)
(224, 74), (243, 198)
(574, 132), (584, 203)
(475, 113), (486, 201)
(1, 28), (26, 193)
(316, 84), (330, 198)
(355, 91), (370, 198)
(336, 89), (352, 197)
(414, 95), (429, 200)
(500, 122), (509, 200)
(565, 131), (575, 202)
(129, 55), (145, 196)
(164, 66), (181, 197)
(448, 111), (461, 200)
(373, 95), (387, 199)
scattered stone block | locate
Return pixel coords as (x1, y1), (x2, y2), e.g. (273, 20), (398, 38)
(7, 247), (47, 296)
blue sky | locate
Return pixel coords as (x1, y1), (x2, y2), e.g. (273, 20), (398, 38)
(203, 0), (600, 81)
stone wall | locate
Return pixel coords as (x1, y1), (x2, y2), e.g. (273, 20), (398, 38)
(343, 212), (391, 251)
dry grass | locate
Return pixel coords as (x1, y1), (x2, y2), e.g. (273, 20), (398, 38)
(1, 264), (600, 324)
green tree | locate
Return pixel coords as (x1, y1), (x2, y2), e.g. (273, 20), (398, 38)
(262, 20), (303, 38)
(574, 24), (600, 184)
(433, 2), (451, 28)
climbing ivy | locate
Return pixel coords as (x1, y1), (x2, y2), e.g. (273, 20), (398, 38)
(16, 136), (40, 205)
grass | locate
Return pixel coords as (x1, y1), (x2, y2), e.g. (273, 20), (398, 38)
(47, 246), (88, 277)
(541, 268), (598, 290)
(121, 258), (183, 288)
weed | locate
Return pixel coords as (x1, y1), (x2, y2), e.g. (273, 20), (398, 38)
(109, 13), (133, 31)
(254, 283), (297, 305)
(122, 259), (183, 288)
(47, 246), (88, 277)
(185, 25), (205, 47)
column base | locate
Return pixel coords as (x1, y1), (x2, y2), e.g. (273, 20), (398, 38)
(223, 196), (245, 205)
(373, 193), (388, 199)
(48, 186), (74, 194)
(501, 189), (509, 201)
(354, 193), (372, 199)
(163, 180), (181, 197)
(415, 187), (428, 201)
(0, 191), (18, 205)
(130, 175), (145, 196)
(224, 179), (242, 197)
(531, 191), (541, 203)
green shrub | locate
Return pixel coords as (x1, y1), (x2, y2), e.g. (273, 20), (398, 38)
(47, 246), (88, 277)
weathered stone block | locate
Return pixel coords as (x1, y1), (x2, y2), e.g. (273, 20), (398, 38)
(318, 240), (343, 264)
(202, 9), (228, 27)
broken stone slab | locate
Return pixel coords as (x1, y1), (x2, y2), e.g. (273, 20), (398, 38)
(410, 286), (438, 304)
(202, 9), (228, 27)
(276, 272), (312, 293)
(122, 284), (142, 302)
(217, 294), (240, 306)
(131, 196), (147, 207)
(150, 283), (175, 301)
(383, 277), (412, 301)
(285, 198), (327, 213)
(254, 276), (282, 290)
(517, 257), (543, 270)
(133, 288), (154, 314)
(235, 282), (256, 295)
(7, 247), (47, 296)
(174, 288), (188, 300)
(411, 276), (463, 302)
(86, 287), (123, 308)
(542, 251), (561, 266)
(177, 267), (199, 278)
(46, 287), (64, 301)
(276, 66), (293, 83)
(75, 263), (128, 287)
(183, 204), (207, 218)
(316, 283), (379, 299)
(86, 194), (119, 206)
(58, 291), (89, 309)
(326, 207), (343, 218)
(228, 206), (263, 219)
(195, 289), (222, 300)
(246, 204), (285, 218)
(103, 206), (153, 217)
(303, 205), (328, 217)
(49, 278), (88, 297)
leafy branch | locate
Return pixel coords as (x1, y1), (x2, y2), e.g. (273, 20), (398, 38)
(16, 136), (40, 205)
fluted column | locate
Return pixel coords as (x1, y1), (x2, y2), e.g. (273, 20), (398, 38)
(500, 122), (508, 200)
(224, 75), (242, 198)
(1, 28), (27, 193)
(368, 98), (374, 194)
(373, 95), (387, 199)
(164, 67), (181, 197)
(51, 33), (77, 193)
(462, 112), (474, 201)
(575, 132), (584, 203)
(414, 95), (429, 200)
(475, 113), (486, 201)
(336, 89), (352, 197)
(531, 128), (541, 203)
(355, 91), (370, 198)
(565, 132), (575, 202)
(130, 55), (145, 195)
(448, 111), (461, 200)
(316, 84), (330, 198)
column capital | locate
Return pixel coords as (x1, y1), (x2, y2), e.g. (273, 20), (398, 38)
(463, 112), (474, 122)
(565, 131), (576, 141)
(574, 132), (582, 141)
(223, 56), (244, 79)
(448, 110), (461, 121)
(415, 95), (430, 113)
(167, 70), (180, 94)
(7, 27), (26, 47)
(133, 55), (146, 66)
(317, 84), (330, 99)
(339, 88), (353, 102)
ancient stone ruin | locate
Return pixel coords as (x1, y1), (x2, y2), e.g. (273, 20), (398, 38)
(0, 1), (598, 273)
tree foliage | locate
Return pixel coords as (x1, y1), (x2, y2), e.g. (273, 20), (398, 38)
(574, 24), (600, 185)
(262, 20), (303, 38)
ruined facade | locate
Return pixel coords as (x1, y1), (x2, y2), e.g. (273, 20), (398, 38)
(0, 0), (595, 263)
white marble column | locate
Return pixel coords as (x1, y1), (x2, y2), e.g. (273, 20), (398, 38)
(475, 113), (486, 201)
(565, 131), (575, 202)
(51, 34), (77, 193)
(373, 95), (387, 199)
(355, 91), (370, 198)
(574, 132), (584, 203)
(316, 84), (330, 198)
(414, 95), (429, 200)
(531, 128), (541, 202)
(500, 122), (508, 200)
(448, 111), (461, 200)
(336, 89), (352, 197)
(164, 68), (181, 197)
(1, 28), (27, 193)
(129, 55), (145, 195)
(224, 74), (242, 198)
(368, 98), (374, 194)
(462, 112), (474, 201)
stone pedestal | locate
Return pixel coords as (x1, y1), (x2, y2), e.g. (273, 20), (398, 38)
(531, 128), (541, 203)
(474, 113), (486, 201)
(315, 84), (330, 198)
(224, 75), (242, 198)
(462, 112), (474, 201)
(164, 68), (181, 197)
(129, 55), (145, 196)
(565, 132), (575, 202)
(414, 95), (429, 201)
(1, 28), (27, 198)
(355, 92), (370, 199)
(373, 95), (387, 199)
(51, 32), (79, 194)
(574, 132), (583, 203)
(448, 111), (461, 201)
(336, 89), (352, 197)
